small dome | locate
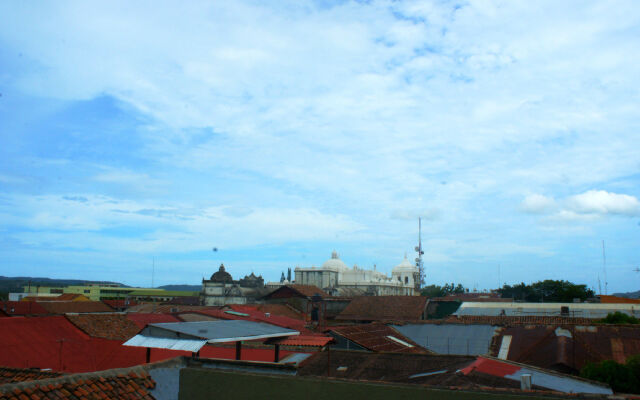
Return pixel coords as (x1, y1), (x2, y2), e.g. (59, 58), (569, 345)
(321, 250), (348, 271)
(392, 254), (418, 273)
(210, 264), (233, 282)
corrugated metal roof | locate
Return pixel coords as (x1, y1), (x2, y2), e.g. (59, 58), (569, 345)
(492, 324), (640, 372)
(272, 335), (333, 347)
(147, 320), (299, 343)
(460, 357), (612, 395)
(454, 301), (640, 318)
(123, 335), (208, 352)
(278, 353), (312, 365)
(393, 323), (498, 355)
(330, 323), (427, 353)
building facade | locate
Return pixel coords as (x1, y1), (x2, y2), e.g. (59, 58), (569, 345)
(201, 264), (268, 306)
(294, 251), (419, 296)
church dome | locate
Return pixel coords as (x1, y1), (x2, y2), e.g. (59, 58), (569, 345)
(321, 250), (348, 271)
(210, 264), (233, 283)
(392, 254), (418, 273)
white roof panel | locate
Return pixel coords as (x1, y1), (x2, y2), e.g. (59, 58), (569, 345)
(123, 335), (207, 352)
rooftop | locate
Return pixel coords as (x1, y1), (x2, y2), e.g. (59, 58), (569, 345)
(66, 313), (141, 341)
(0, 364), (156, 400)
(144, 320), (300, 343)
(264, 284), (329, 300)
(0, 367), (63, 384)
(36, 301), (113, 314)
(329, 323), (427, 353)
(336, 296), (427, 321)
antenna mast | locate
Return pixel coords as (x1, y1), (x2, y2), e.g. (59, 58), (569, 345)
(602, 240), (608, 295)
(415, 217), (425, 289)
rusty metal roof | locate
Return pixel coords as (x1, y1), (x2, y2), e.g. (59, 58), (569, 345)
(330, 323), (427, 353)
(492, 324), (640, 373)
(336, 296), (427, 321)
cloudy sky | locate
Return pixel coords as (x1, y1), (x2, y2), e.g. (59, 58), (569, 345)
(1, 1), (639, 292)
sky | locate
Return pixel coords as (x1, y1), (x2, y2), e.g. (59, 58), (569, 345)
(0, 1), (639, 292)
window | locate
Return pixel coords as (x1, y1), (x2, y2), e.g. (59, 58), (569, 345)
(84, 289), (90, 293)
(404, 276), (409, 284)
(50, 289), (63, 294)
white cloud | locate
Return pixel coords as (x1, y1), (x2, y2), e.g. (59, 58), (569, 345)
(521, 190), (640, 220)
(567, 190), (640, 216)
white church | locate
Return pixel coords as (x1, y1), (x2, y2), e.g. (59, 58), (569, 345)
(294, 251), (420, 296)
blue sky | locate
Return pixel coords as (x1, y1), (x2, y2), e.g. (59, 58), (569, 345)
(1, 1), (639, 292)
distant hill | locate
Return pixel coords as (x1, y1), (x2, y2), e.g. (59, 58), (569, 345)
(157, 284), (201, 292)
(612, 290), (640, 299)
(0, 276), (126, 294)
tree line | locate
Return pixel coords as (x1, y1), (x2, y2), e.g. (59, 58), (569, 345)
(421, 279), (595, 302)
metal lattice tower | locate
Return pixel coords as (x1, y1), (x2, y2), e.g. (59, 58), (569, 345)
(415, 217), (425, 289)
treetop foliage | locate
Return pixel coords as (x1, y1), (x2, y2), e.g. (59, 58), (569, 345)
(497, 279), (594, 302)
(421, 283), (466, 298)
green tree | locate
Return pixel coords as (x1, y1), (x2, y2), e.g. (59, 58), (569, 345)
(498, 280), (594, 302)
(581, 360), (640, 394)
(598, 312), (639, 324)
(420, 283), (467, 298)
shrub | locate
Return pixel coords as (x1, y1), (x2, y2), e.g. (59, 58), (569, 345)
(598, 311), (639, 324)
(581, 360), (640, 393)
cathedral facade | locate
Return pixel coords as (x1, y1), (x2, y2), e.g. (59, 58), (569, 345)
(294, 251), (419, 296)
(201, 264), (268, 306)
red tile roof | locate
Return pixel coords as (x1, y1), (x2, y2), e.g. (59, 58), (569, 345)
(102, 299), (138, 310)
(329, 323), (427, 353)
(36, 301), (113, 314)
(0, 316), (185, 373)
(336, 296), (427, 321)
(0, 301), (48, 316)
(126, 304), (208, 314)
(126, 313), (181, 329)
(0, 367), (63, 384)
(244, 303), (305, 320)
(0, 365), (156, 400)
(65, 314), (141, 341)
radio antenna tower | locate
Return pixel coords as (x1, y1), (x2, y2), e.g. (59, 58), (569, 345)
(415, 217), (425, 289)
(602, 240), (608, 295)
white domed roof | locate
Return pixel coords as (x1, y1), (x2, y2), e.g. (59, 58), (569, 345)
(321, 250), (348, 271)
(393, 254), (418, 272)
